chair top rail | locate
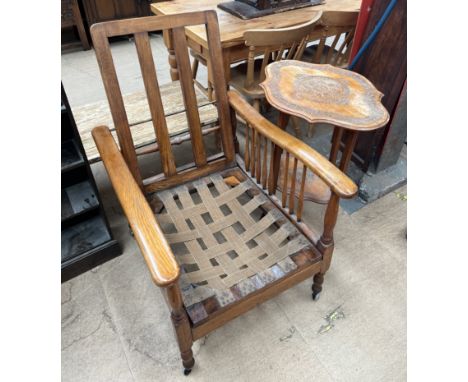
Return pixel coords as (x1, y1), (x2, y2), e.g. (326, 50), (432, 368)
(243, 12), (323, 47)
(90, 11), (211, 37)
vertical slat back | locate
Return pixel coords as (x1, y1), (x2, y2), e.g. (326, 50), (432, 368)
(334, 28), (355, 66)
(172, 26), (207, 166)
(205, 10), (235, 162)
(286, 41), (298, 60)
(326, 34), (341, 63)
(313, 37), (327, 63)
(91, 28), (143, 188)
(133, 32), (177, 177)
(91, 11), (235, 192)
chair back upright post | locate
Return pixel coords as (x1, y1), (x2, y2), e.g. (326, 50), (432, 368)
(242, 12), (323, 90)
(90, 11), (234, 194)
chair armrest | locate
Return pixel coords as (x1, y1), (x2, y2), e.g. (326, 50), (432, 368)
(92, 126), (180, 287)
(228, 90), (358, 199)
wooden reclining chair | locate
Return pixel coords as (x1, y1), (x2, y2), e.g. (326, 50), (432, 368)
(90, 11), (357, 375)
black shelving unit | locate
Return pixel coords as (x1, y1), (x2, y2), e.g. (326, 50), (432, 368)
(61, 83), (121, 282)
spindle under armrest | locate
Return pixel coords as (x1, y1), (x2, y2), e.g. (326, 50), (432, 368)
(228, 90), (358, 199)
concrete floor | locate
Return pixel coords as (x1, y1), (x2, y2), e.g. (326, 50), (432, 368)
(61, 35), (407, 382)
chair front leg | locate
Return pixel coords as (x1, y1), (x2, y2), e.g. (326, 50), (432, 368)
(167, 284), (194, 375)
(313, 193), (340, 300)
(312, 273), (325, 301)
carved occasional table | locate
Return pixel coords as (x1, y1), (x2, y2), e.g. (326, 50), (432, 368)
(260, 60), (389, 203)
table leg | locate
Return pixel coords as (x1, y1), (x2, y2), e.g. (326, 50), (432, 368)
(163, 29), (179, 81)
(338, 131), (358, 172)
(278, 112), (290, 131)
(329, 126), (343, 165)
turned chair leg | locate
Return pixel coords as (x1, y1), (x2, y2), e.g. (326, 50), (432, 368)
(168, 286), (195, 375)
(312, 272), (325, 301)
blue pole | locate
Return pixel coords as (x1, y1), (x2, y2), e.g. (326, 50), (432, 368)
(348, 0), (398, 70)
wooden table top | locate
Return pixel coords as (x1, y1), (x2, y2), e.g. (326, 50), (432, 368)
(261, 61), (389, 131)
(151, 0), (361, 48)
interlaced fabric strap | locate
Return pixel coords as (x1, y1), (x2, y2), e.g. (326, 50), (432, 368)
(155, 174), (310, 291)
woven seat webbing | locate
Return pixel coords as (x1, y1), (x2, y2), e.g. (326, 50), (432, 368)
(156, 174), (309, 290)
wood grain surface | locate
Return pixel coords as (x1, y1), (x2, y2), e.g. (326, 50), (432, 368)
(228, 90), (358, 199)
(73, 83), (218, 162)
(92, 125), (180, 287)
(151, 0), (361, 48)
(261, 60), (389, 130)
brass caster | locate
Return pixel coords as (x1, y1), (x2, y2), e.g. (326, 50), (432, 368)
(183, 368), (192, 376)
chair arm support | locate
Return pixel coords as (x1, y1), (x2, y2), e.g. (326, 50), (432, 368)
(92, 126), (180, 287)
(228, 90), (358, 199)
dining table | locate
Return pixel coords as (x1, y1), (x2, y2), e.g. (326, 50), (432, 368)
(151, 0), (362, 83)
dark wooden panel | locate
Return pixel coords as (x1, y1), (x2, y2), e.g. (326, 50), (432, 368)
(82, 0), (153, 25)
(61, 215), (111, 262)
(61, 83), (121, 281)
(61, 0), (90, 50)
(351, 0), (407, 172)
(61, 240), (121, 282)
(376, 80), (406, 172)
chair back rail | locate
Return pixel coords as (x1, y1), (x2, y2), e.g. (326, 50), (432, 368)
(242, 12), (323, 88)
(90, 11), (234, 193)
(307, 11), (359, 67)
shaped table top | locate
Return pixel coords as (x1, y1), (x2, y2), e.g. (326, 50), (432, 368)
(260, 61), (389, 131)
